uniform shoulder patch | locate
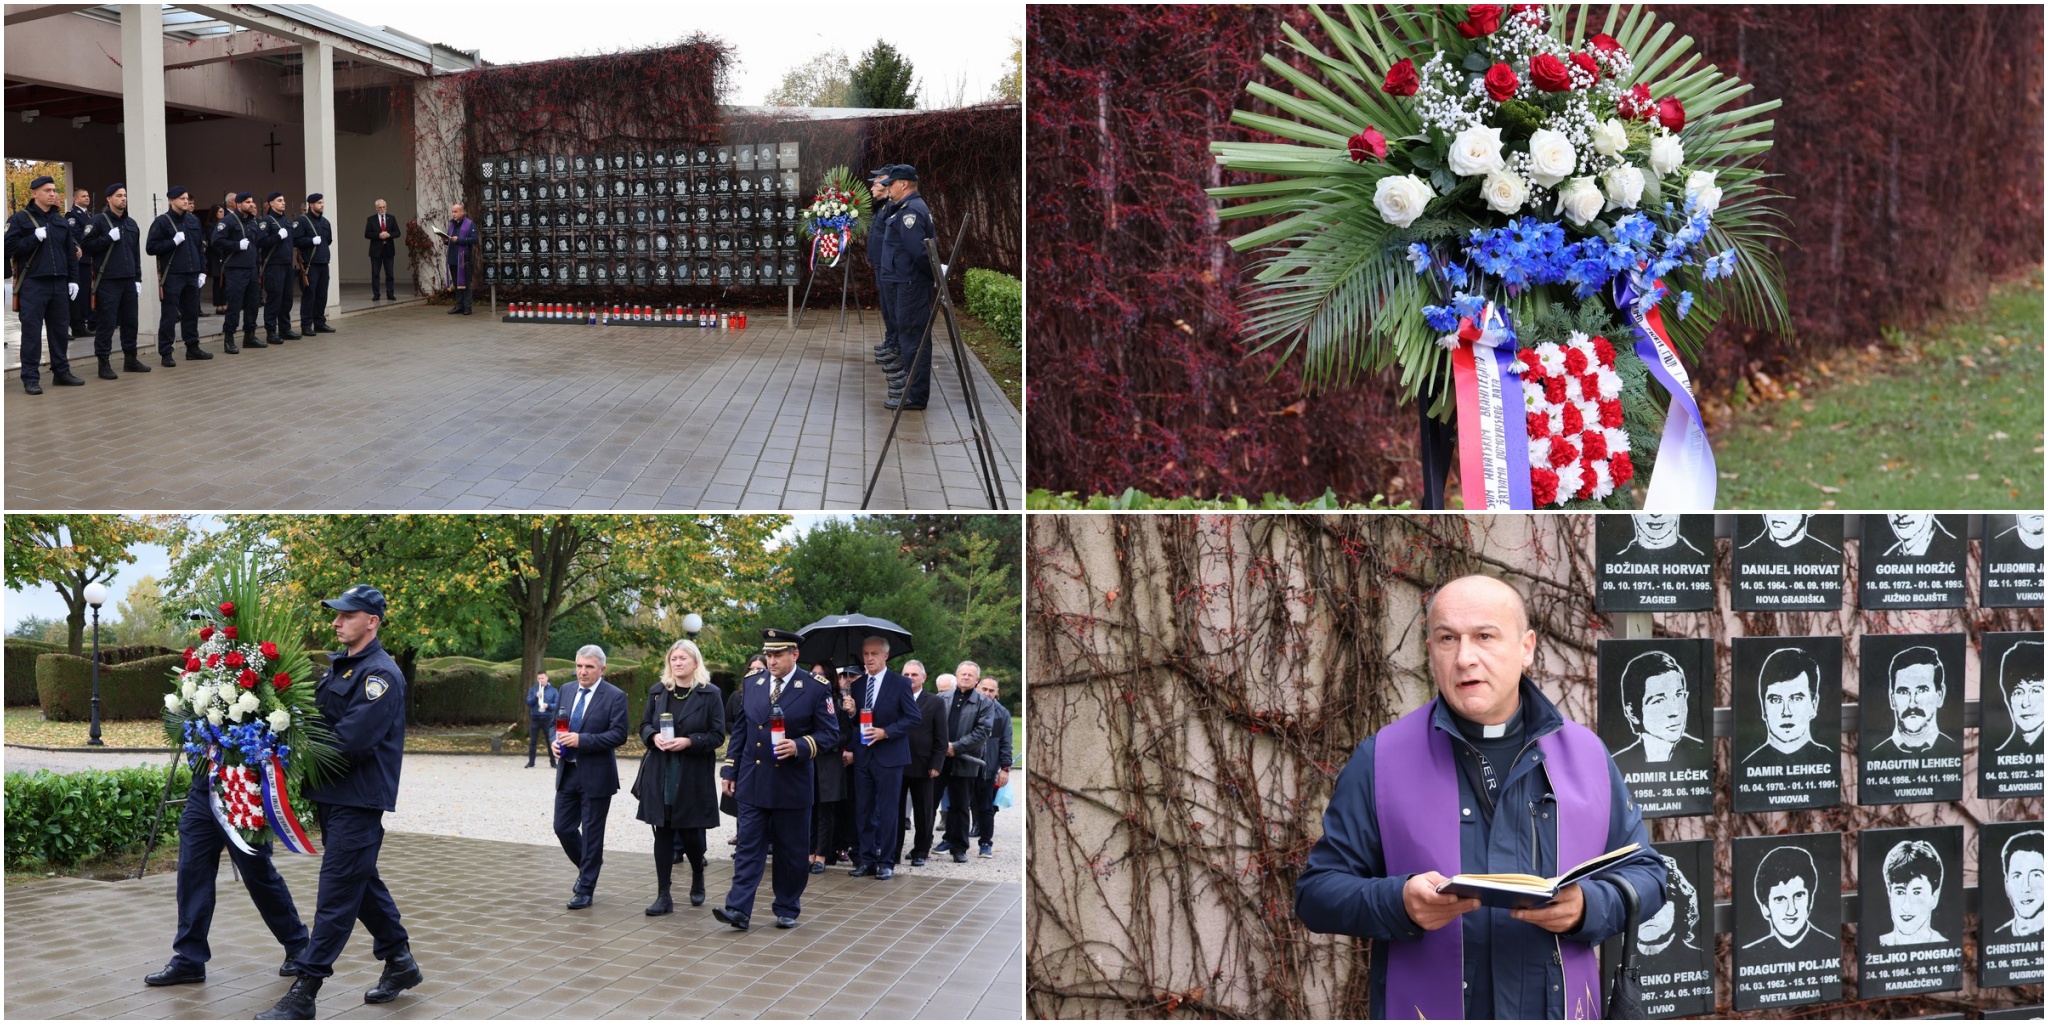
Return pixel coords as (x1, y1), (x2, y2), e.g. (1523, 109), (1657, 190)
(365, 676), (389, 700)
(902, 213), (917, 229)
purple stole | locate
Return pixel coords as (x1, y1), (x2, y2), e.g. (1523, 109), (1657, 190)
(1371, 699), (1612, 1020)
(447, 217), (473, 286)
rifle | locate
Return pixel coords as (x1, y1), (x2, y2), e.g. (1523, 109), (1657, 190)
(11, 202), (52, 314)
(293, 214), (310, 287)
(88, 209), (117, 310)
(153, 213), (176, 301)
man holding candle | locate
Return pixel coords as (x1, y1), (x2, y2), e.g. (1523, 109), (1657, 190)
(716, 629), (837, 931)
(551, 645), (630, 910)
(849, 635), (921, 881)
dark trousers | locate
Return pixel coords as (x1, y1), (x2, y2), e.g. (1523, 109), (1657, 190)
(897, 772), (937, 861)
(222, 267), (259, 336)
(552, 768), (611, 896)
(526, 717), (555, 765)
(93, 277), (139, 359)
(263, 265), (294, 332)
(886, 278), (935, 404)
(171, 777), (308, 967)
(853, 760), (904, 868)
(302, 263), (330, 328)
(973, 776), (999, 843)
(16, 276), (71, 384)
(453, 286), (472, 314)
(72, 264), (95, 334)
(652, 825), (705, 893)
(725, 801), (810, 922)
(300, 805), (408, 978)
(873, 268), (894, 336)
(369, 250), (395, 297)
(942, 771), (978, 853)
(158, 273), (202, 356)
(810, 799), (843, 859)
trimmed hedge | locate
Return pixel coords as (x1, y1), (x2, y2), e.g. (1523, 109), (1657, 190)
(965, 268), (1022, 348)
(409, 660), (647, 726)
(35, 653), (186, 721)
(5, 638), (60, 706)
(4, 762), (192, 867)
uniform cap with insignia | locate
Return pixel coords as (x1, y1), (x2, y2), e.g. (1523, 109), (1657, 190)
(882, 165), (918, 185)
(321, 584), (387, 619)
(761, 628), (801, 653)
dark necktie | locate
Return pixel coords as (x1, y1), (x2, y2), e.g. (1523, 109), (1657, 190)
(867, 674), (880, 709)
(770, 675), (785, 705)
(570, 687), (591, 730)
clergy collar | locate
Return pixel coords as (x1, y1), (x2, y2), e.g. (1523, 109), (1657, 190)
(1451, 700), (1524, 742)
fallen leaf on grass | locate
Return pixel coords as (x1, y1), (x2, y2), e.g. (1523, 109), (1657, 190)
(1805, 480), (1842, 495)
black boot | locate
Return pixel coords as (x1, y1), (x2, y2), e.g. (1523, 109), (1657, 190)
(363, 947), (422, 1004)
(223, 332), (240, 354)
(255, 975), (321, 1019)
(689, 854), (706, 907)
(266, 330), (281, 346)
(186, 342), (214, 360)
(645, 891), (673, 916)
(97, 356), (118, 380)
(244, 329), (266, 349)
(280, 326), (301, 340)
(52, 368), (85, 386)
(160, 351), (177, 367)
(123, 354), (151, 373)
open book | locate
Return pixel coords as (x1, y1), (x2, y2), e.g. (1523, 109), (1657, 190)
(1433, 843), (1640, 910)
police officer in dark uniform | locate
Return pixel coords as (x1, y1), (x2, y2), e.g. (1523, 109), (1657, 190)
(879, 166), (937, 411)
(714, 630), (839, 931)
(5, 174), (83, 393)
(866, 166), (901, 369)
(66, 186), (97, 337)
(256, 192), (299, 343)
(291, 194), (337, 335)
(80, 182), (150, 379)
(212, 191), (266, 352)
(146, 185), (211, 366)
(258, 585), (423, 1020)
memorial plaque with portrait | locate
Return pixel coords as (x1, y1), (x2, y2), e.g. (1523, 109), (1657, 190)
(1733, 637), (1842, 812)
(1595, 515), (1715, 612)
(1857, 825), (1964, 996)
(778, 141), (800, 168)
(1732, 832), (1843, 1011)
(1731, 514), (1844, 611)
(734, 144), (755, 170)
(1858, 514), (1968, 609)
(1597, 638), (1714, 817)
(1983, 514), (2046, 609)
(1980, 819), (2045, 988)
(1857, 633), (1966, 805)
(1979, 632), (2045, 799)
(1600, 839), (1713, 1018)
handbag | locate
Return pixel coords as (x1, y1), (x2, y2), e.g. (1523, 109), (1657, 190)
(1602, 872), (1650, 1019)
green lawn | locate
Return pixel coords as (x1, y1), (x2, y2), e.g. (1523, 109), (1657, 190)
(1713, 269), (2044, 509)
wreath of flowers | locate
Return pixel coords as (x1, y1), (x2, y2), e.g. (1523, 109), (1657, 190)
(801, 165), (868, 267)
(1516, 332), (1633, 507)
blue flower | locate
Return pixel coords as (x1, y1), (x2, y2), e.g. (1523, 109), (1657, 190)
(1423, 305), (1459, 333)
(1452, 292), (1487, 321)
(1613, 213), (1655, 247)
(1676, 290), (1695, 319)
(1405, 243), (1432, 275)
(1441, 262), (1468, 288)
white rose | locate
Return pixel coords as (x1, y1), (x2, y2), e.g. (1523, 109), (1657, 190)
(1373, 174), (1435, 229)
(190, 693), (208, 714)
(1685, 169), (1723, 214)
(268, 709), (292, 733)
(1525, 129), (1577, 188)
(206, 709), (224, 726)
(1590, 118), (1630, 158)
(217, 683), (238, 705)
(238, 692), (261, 715)
(166, 692), (183, 712)
(1481, 170), (1529, 215)
(1446, 124), (1506, 177)
(1602, 164), (1646, 210)
(1555, 177), (1604, 226)
(182, 680), (198, 699)
(228, 703), (246, 723)
(1649, 133), (1684, 177)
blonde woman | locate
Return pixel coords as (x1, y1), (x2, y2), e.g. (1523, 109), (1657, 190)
(631, 638), (726, 913)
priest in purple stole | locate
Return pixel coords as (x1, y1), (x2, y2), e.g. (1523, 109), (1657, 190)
(1296, 575), (1667, 1019)
(443, 202), (476, 315)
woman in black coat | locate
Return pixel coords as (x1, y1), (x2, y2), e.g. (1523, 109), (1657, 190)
(720, 653), (766, 840)
(632, 638), (725, 914)
(809, 663), (854, 872)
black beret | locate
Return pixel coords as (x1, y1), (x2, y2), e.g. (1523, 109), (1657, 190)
(306, 193), (323, 203)
(29, 175), (54, 190)
(167, 186), (189, 199)
(235, 192), (253, 203)
(267, 191), (285, 202)
(104, 182), (126, 197)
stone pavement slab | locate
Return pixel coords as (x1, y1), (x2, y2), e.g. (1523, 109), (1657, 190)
(4, 301), (1021, 511)
(2, 830), (1022, 1020)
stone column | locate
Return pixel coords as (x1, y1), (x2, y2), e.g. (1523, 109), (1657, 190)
(121, 5), (168, 334)
(302, 40), (338, 314)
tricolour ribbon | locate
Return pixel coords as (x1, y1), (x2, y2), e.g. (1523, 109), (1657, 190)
(260, 759), (319, 855)
(1444, 302), (1532, 509)
(1615, 275), (1716, 509)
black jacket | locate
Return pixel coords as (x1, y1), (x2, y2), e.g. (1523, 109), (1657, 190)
(908, 690), (946, 778)
(305, 639), (407, 811)
(80, 210), (142, 281)
(292, 213), (333, 265)
(212, 211), (258, 270)
(255, 211), (293, 274)
(363, 211), (398, 257)
(145, 211), (205, 275)
(6, 204), (80, 280)
(631, 682), (725, 829)
(65, 205), (94, 275)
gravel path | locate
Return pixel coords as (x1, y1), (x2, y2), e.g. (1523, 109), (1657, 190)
(3, 747), (1023, 885)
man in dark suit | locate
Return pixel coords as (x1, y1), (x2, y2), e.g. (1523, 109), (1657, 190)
(716, 629), (839, 931)
(974, 675), (1013, 858)
(363, 199), (397, 301)
(524, 670), (560, 768)
(938, 661), (998, 862)
(898, 661), (946, 866)
(551, 645), (629, 909)
(850, 636), (922, 880)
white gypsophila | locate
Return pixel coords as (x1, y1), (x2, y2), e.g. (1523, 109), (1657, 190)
(1525, 129), (1577, 188)
(1649, 133), (1684, 176)
(268, 709), (292, 733)
(207, 709), (224, 726)
(1413, 53), (1485, 135)
(1448, 125), (1507, 177)
(1602, 164), (1646, 210)
(1481, 169), (1529, 214)
(1596, 367), (1624, 399)
(1590, 118), (1630, 158)
(1556, 176), (1604, 226)
(1374, 174), (1435, 228)
(1686, 169), (1723, 214)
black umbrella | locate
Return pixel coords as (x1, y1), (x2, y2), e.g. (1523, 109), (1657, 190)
(795, 613), (914, 667)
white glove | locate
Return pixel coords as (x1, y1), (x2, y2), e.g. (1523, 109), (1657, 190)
(173, 231), (185, 245)
(136, 281), (143, 295)
(278, 228), (289, 239)
(34, 226), (47, 241)
(68, 283), (79, 300)
(108, 227), (120, 241)
(239, 238), (249, 251)
(310, 235), (322, 246)
(197, 273), (206, 288)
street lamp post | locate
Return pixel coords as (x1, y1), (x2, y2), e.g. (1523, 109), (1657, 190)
(84, 582), (107, 747)
(682, 612), (704, 638)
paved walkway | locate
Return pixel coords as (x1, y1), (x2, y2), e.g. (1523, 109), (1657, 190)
(4, 296), (1021, 511)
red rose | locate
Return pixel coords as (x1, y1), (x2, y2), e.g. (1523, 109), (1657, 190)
(1484, 62), (1520, 103)
(1563, 348), (1589, 375)
(183, 647), (196, 659)
(1570, 52), (1601, 84)
(1657, 96), (1686, 131)
(223, 626), (238, 641)
(260, 641), (280, 660)
(1548, 439), (1579, 468)
(1618, 83), (1655, 120)
(206, 652), (222, 668)
(1610, 453), (1635, 486)
(1590, 33), (1623, 54)
(185, 657), (202, 672)
(218, 601), (236, 618)
(1599, 398), (1625, 429)
(1530, 468), (1560, 507)
(1543, 376), (1566, 404)
(225, 651), (246, 669)
(1562, 403), (1585, 435)
(1382, 57), (1420, 96)
(1581, 430), (1609, 461)
(1347, 126), (1388, 162)
(1529, 53), (1572, 92)
(1575, 469), (1598, 501)
(238, 668), (258, 689)
(1509, 3), (1544, 20)
(1456, 3), (1502, 37)
(199, 626), (215, 642)
(272, 671), (293, 691)
(1526, 412), (1551, 439)
(1591, 335), (1616, 365)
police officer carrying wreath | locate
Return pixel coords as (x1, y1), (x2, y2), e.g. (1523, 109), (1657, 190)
(256, 192), (298, 343)
(715, 629), (839, 931)
(80, 183), (149, 379)
(213, 191), (266, 353)
(146, 185), (211, 366)
(5, 174), (83, 393)
(258, 585), (423, 1020)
